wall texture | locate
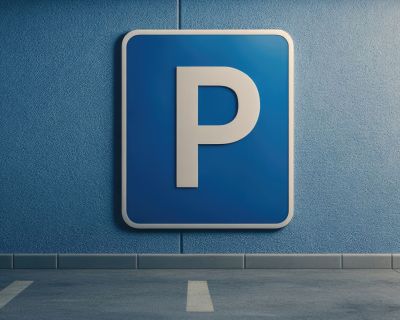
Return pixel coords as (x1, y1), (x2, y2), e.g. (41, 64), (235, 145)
(1, 0), (400, 253)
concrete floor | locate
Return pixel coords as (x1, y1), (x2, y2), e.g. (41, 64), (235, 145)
(1, 269), (400, 319)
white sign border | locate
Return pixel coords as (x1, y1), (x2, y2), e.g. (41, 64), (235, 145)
(122, 29), (294, 229)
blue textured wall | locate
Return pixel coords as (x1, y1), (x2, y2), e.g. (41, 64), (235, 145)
(1, 0), (400, 253)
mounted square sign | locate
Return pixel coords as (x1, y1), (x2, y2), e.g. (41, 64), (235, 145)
(122, 30), (294, 229)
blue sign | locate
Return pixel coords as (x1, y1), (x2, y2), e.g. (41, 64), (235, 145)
(122, 30), (294, 229)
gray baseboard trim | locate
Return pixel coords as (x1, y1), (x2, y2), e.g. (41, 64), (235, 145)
(14, 254), (57, 269)
(0, 254), (397, 269)
(246, 254), (341, 269)
(342, 254), (392, 269)
(0, 254), (13, 269)
(58, 254), (137, 269)
(138, 254), (244, 269)
(392, 254), (400, 269)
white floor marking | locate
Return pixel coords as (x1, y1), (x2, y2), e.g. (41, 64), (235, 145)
(0, 281), (33, 309)
(186, 280), (214, 312)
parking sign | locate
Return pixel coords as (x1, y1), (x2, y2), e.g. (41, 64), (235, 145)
(122, 30), (294, 229)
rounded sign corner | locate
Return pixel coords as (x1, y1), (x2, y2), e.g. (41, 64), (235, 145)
(121, 207), (144, 229)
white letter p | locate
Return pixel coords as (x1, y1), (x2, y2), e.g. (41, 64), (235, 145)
(176, 67), (260, 188)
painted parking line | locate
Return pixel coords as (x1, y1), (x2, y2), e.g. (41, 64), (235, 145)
(186, 280), (214, 312)
(0, 281), (33, 309)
